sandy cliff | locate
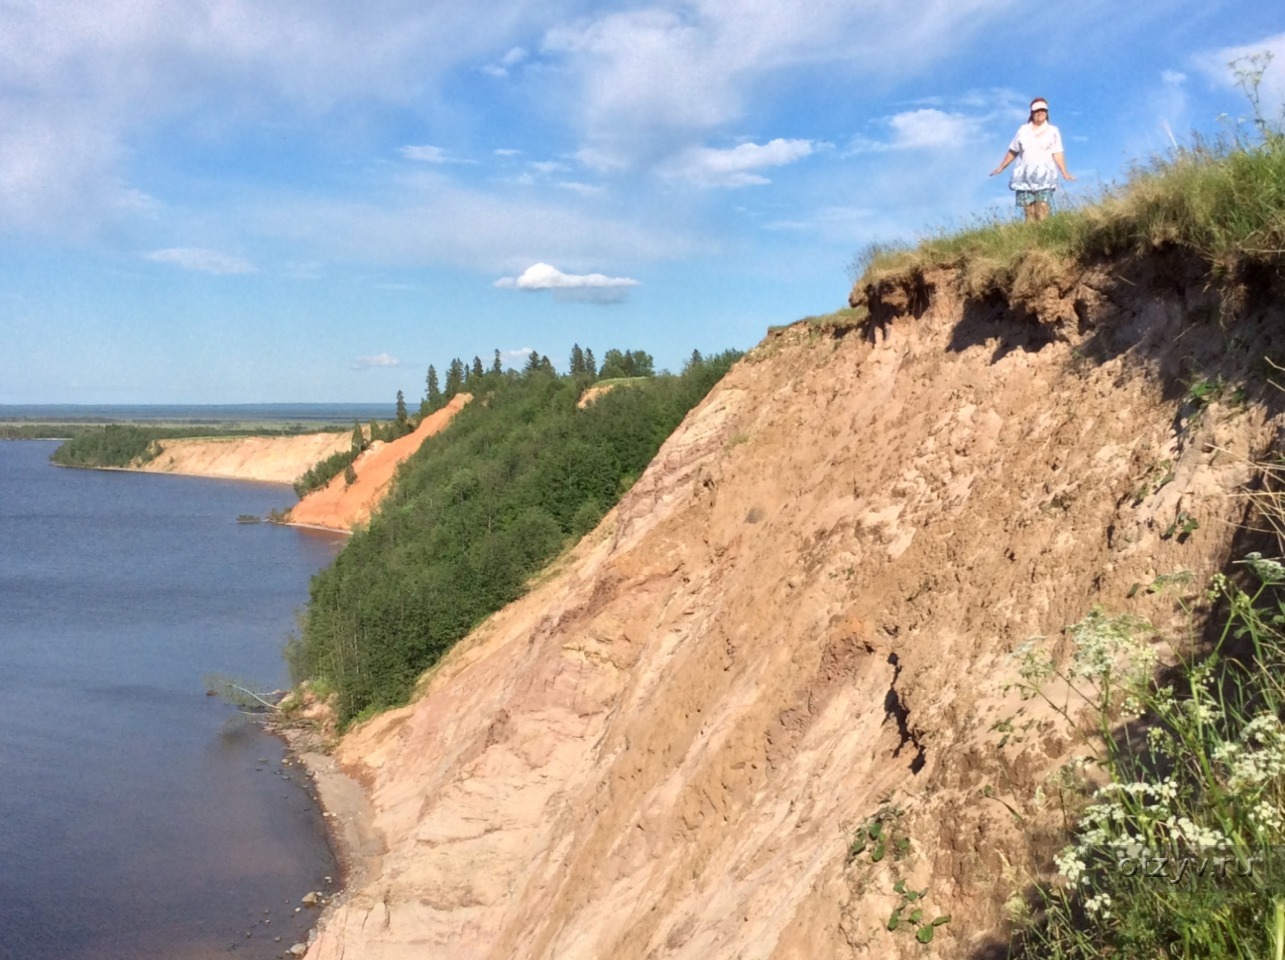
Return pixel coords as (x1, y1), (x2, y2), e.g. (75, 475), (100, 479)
(305, 255), (1283, 959)
(286, 395), (470, 533)
(137, 432), (350, 485)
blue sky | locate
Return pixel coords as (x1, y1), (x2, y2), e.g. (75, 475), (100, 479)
(1, 2), (1282, 404)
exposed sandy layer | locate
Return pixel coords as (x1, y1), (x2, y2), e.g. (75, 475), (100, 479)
(138, 432), (350, 485)
(286, 395), (470, 533)
(306, 260), (1284, 959)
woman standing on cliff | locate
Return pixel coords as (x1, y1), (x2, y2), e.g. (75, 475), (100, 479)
(990, 97), (1075, 221)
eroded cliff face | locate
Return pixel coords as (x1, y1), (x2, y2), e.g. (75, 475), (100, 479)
(306, 257), (1284, 959)
(286, 395), (470, 533)
(136, 432), (350, 485)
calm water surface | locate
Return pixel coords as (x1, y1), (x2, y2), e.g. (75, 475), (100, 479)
(0, 441), (344, 960)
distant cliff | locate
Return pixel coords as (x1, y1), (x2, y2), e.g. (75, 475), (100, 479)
(136, 432), (350, 485)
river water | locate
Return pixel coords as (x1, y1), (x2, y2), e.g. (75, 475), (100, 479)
(0, 441), (344, 960)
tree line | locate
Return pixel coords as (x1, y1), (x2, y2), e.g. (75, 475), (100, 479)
(287, 345), (740, 725)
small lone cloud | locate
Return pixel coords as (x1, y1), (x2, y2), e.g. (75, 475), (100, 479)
(145, 247), (256, 275)
(499, 347), (536, 368)
(352, 353), (401, 370)
(494, 262), (639, 304)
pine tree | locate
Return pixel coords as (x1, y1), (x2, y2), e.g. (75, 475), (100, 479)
(425, 365), (442, 412)
(569, 343), (585, 375)
(351, 421), (365, 455)
(491, 349), (503, 376)
(523, 350), (542, 376)
(584, 348), (597, 379)
(395, 390), (408, 429)
(471, 356), (484, 382)
(445, 358), (465, 398)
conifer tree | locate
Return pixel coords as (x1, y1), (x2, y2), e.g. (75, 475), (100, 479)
(445, 358), (465, 398)
(491, 349), (503, 376)
(569, 343), (586, 375)
(523, 350), (542, 376)
(471, 356), (484, 382)
(351, 421), (365, 455)
(584, 347), (597, 379)
(395, 390), (408, 429)
(425, 365), (442, 412)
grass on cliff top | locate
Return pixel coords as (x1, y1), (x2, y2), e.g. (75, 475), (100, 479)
(854, 129), (1285, 299)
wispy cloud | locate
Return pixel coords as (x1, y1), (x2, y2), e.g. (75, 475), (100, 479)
(1192, 31), (1285, 112)
(539, 0), (1018, 167)
(847, 108), (985, 154)
(659, 138), (817, 187)
(495, 262), (639, 303)
(482, 46), (529, 78)
(400, 145), (476, 164)
(352, 353), (401, 370)
(144, 247), (256, 275)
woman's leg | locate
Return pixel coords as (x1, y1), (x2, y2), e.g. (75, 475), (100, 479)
(1032, 201), (1050, 221)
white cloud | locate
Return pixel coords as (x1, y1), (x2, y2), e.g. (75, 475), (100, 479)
(848, 108), (985, 154)
(0, 0), (550, 235)
(660, 138), (817, 187)
(144, 247), (256, 275)
(500, 347), (536, 368)
(352, 353), (400, 370)
(495, 262), (639, 303)
(1192, 32), (1285, 115)
(558, 181), (606, 197)
(483, 46), (529, 77)
(538, 0), (1016, 166)
(400, 145), (476, 164)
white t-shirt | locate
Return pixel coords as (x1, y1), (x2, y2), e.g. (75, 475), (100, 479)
(1007, 122), (1064, 191)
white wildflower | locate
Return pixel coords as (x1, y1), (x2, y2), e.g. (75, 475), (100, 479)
(1084, 892), (1113, 918)
(1055, 847), (1087, 884)
(1240, 552), (1285, 584)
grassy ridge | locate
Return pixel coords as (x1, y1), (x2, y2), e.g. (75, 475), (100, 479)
(855, 133), (1285, 305)
(288, 351), (741, 726)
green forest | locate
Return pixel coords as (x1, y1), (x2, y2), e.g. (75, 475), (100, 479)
(288, 346), (741, 726)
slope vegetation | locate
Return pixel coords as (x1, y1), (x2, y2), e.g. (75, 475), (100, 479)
(286, 394), (471, 532)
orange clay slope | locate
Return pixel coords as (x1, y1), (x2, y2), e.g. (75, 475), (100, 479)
(286, 394), (470, 533)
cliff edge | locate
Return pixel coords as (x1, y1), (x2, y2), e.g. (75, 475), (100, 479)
(303, 252), (1283, 959)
